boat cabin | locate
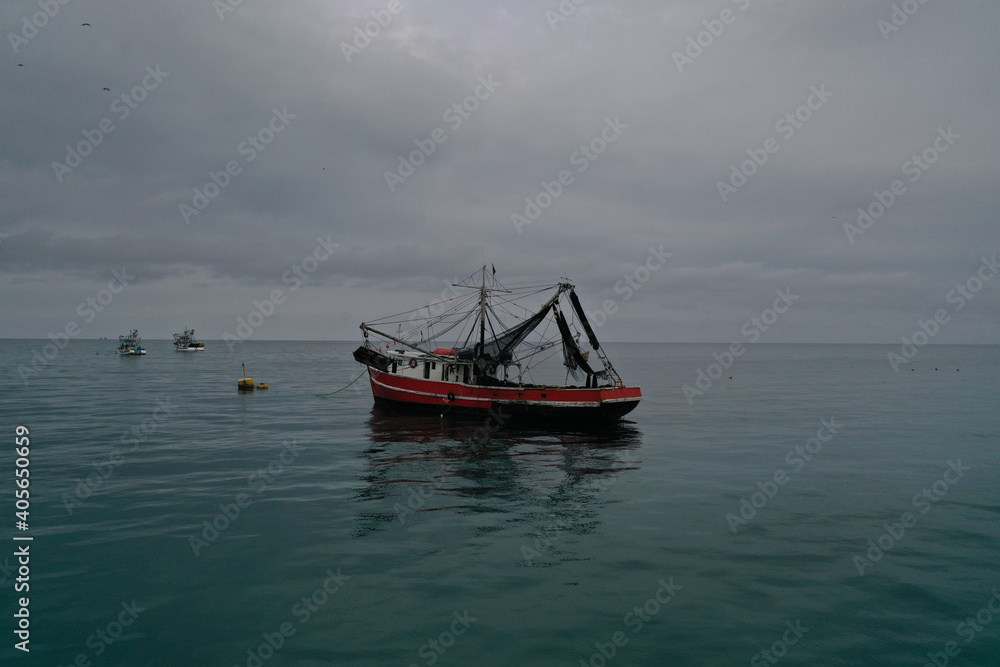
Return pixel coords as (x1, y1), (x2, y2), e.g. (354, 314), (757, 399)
(386, 349), (475, 384)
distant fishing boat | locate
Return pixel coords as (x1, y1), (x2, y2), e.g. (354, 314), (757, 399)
(353, 266), (641, 421)
(117, 329), (146, 356)
(173, 328), (205, 351)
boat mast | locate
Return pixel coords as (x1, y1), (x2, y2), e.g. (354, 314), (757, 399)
(477, 265), (486, 363)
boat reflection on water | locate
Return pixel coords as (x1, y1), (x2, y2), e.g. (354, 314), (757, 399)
(351, 403), (644, 550)
(364, 402), (642, 447)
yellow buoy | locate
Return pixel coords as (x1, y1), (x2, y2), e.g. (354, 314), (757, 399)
(238, 363), (255, 391)
(257, 383), (269, 390)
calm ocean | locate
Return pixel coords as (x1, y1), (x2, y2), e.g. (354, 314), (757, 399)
(1, 340), (998, 666)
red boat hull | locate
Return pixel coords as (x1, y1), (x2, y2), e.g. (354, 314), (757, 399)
(367, 369), (641, 421)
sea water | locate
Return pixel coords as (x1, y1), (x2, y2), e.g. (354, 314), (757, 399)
(0, 340), (997, 665)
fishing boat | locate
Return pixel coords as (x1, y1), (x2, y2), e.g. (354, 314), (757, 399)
(173, 328), (205, 351)
(117, 329), (146, 356)
(353, 267), (641, 421)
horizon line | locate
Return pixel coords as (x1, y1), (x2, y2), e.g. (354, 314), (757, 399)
(2, 338), (999, 346)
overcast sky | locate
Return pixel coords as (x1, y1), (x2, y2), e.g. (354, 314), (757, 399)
(2, 0), (998, 344)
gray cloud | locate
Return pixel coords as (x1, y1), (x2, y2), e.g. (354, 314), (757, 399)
(1, 0), (998, 343)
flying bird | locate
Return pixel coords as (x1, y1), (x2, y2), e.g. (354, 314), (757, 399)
(103, 87), (110, 92)
(82, 23), (91, 26)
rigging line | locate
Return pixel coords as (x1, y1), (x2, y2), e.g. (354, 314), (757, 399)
(379, 284), (552, 330)
(485, 304), (500, 342)
(523, 345), (561, 385)
(367, 290), (481, 323)
(368, 295), (481, 328)
(490, 288), (554, 312)
(493, 287), (548, 315)
(491, 280), (562, 293)
(414, 313), (469, 346)
(452, 266), (489, 287)
(315, 370), (367, 397)
(485, 303), (512, 334)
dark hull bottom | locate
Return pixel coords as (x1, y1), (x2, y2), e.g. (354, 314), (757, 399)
(372, 396), (639, 423)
